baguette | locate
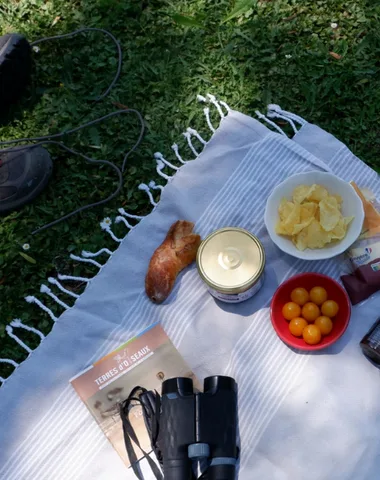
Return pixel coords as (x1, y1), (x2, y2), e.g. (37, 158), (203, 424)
(145, 221), (201, 303)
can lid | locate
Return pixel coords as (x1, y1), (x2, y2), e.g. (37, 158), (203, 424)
(197, 228), (265, 294)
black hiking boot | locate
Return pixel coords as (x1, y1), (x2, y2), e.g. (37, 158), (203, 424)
(0, 33), (32, 109)
(0, 147), (53, 214)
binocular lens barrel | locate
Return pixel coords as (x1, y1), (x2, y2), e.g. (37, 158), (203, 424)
(160, 376), (238, 480)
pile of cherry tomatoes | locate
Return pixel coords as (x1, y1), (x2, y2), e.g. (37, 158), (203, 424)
(282, 286), (339, 345)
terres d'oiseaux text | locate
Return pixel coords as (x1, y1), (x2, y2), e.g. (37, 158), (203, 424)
(94, 346), (151, 386)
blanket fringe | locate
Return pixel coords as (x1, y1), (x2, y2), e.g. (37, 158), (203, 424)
(255, 110), (287, 136)
(183, 131), (199, 157)
(115, 215), (134, 229)
(40, 285), (71, 310)
(138, 183), (158, 207)
(266, 109), (298, 134)
(48, 277), (80, 299)
(1, 93), (232, 384)
(117, 208), (143, 220)
(267, 104), (307, 127)
(100, 218), (122, 242)
(70, 254), (102, 269)
(57, 273), (91, 283)
(149, 180), (164, 192)
(171, 143), (187, 164)
(25, 296), (58, 322)
(154, 152), (179, 171)
(206, 93), (225, 119)
(82, 248), (113, 258)
(156, 159), (173, 180)
(6, 325), (33, 354)
(10, 319), (45, 340)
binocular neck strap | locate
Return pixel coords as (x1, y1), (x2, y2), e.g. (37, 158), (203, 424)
(120, 387), (163, 480)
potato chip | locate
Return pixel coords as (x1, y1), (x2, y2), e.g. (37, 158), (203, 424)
(276, 183), (355, 251)
(305, 219), (332, 248)
(293, 185), (315, 204)
(275, 221), (288, 235)
(332, 194), (343, 205)
(330, 216), (354, 240)
(282, 203), (301, 235)
(279, 199), (296, 222)
(293, 229), (308, 251)
(291, 203), (317, 234)
(308, 184), (329, 202)
(319, 197), (341, 231)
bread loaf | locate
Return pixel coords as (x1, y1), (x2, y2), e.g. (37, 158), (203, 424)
(145, 221), (201, 303)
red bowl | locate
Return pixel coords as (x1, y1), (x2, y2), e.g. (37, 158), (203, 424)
(270, 273), (351, 351)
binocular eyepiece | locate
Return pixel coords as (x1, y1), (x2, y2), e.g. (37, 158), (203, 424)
(160, 376), (238, 480)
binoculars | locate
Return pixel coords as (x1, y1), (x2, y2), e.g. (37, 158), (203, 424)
(160, 375), (239, 480)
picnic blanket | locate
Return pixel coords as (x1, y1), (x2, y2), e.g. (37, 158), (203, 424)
(0, 97), (379, 480)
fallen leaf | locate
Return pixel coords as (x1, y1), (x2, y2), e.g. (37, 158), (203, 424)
(329, 51), (342, 60)
(282, 14), (297, 22)
(19, 252), (37, 264)
(52, 16), (61, 26)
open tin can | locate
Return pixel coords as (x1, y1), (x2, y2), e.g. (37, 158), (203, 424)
(197, 227), (266, 303)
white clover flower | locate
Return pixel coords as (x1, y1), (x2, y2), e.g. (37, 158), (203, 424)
(331, 22), (338, 29)
(22, 243), (30, 251)
(32, 46), (40, 53)
(100, 217), (112, 230)
(285, 54), (292, 59)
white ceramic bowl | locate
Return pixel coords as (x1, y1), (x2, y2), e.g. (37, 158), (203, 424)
(264, 171), (365, 260)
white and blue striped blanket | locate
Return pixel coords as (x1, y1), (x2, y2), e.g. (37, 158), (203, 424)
(0, 99), (379, 480)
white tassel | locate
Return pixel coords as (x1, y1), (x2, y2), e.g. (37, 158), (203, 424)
(206, 93), (225, 119)
(81, 248), (112, 258)
(203, 107), (216, 133)
(0, 358), (19, 368)
(40, 284), (70, 310)
(197, 94), (207, 102)
(266, 110), (298, 135)
(219, 100), (231, 113)
(57, 273), (91, 283)
(100, 220), (122, 243)
(6, 325), (32, 353)
(186, 127), (207, 146)
(117, 208), (143, 220)
(48, 277), (80, 299)
(171, 144), (187, 164)
(156, 159), (172, 181)
(115, 215), (134, 229)
(267, 104), (307, 126)
(149, 180), (164, 192)
(11, 319), (45, 340)
(138, 183), (158, 207)
(255, 110), (287, 136)
(25, 295), (58, 322)
(70, 253), (102, 269)
(183, 131), (199, 157)
(153, 152), (179, 171)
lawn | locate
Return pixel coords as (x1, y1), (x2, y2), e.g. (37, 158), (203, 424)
(1, 0), (379, 380)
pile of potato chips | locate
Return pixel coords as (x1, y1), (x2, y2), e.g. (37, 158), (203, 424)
(276, 184), (354, 251)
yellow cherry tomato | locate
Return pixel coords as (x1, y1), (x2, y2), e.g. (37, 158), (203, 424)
(282, 302), (301, 321)
(321, 300), (339, 318)
(315, 316), (333, 336)
(303, 324), (322, 345)
(289, 317), (308, 337)
(301, 302), (320, 322)
(290, 287), (309, 306)
(309, 286), (328, 306)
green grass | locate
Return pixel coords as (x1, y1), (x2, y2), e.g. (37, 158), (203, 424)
(1, 0), (380, 379)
